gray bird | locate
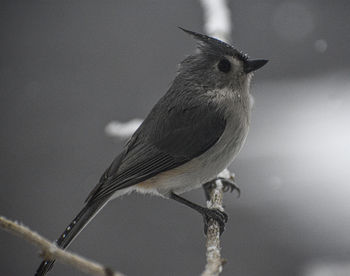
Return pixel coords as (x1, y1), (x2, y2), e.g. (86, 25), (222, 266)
(35, 28), (268, 275)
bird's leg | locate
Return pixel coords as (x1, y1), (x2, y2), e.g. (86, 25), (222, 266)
(202, 181), (216, 202)
(170, 192), (228, 235)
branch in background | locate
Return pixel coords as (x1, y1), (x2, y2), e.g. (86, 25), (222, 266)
(199, 0), (232, 43)
(0, 216), (125, 276)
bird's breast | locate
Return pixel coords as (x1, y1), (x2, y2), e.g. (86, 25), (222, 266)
(138, 90), (252, 196)
(197, 96), (251, 179)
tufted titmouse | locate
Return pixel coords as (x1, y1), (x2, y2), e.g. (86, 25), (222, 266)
(35, 28), (267, 275)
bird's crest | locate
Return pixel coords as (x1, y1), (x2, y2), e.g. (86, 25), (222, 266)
(179, 27), (248, 62)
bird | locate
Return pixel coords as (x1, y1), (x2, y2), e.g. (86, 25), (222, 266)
(35, 28), (268, 275)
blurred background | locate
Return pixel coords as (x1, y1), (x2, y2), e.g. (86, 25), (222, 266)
(1, 1), (350, 275)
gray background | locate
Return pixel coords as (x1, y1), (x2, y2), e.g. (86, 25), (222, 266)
(1, 1), (350, 275)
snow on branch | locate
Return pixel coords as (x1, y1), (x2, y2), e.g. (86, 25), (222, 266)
(0, 216), (125, 276)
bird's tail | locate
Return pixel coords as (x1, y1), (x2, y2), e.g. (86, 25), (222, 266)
(35, 199), (107, 276)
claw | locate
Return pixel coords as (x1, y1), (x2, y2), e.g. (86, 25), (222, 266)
(218, 177), (241, 197)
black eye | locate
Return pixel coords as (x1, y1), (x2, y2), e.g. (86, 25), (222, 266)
(217, 58), (231, 73)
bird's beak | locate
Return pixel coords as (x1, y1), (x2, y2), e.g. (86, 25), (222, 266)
(244, 59), (268, 73)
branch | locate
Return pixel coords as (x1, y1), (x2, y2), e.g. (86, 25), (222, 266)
(0, 216), (125, 276)
(201, 169), (231, 276)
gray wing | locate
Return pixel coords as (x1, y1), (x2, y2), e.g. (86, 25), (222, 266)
(86, 99), (226, 203)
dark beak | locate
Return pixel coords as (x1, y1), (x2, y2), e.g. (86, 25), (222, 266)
(244, 59), (268, 73)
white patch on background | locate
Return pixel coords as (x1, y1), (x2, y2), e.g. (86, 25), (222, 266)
(105, 118), (143, 139)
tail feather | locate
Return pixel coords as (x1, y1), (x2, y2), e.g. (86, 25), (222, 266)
(35, 200), (107, 276)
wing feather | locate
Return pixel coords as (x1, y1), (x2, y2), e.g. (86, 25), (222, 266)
(87, 96), (226, 203)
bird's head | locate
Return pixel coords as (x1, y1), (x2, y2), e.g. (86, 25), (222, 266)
(178, 28), (268, 91)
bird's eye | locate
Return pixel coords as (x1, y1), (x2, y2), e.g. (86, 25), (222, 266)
(217, 59), (231, 73)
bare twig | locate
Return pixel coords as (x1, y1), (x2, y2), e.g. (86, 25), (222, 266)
(202, 183), (224, 276)
(0, 216), (125, 276)
(201, 169), (231, 276)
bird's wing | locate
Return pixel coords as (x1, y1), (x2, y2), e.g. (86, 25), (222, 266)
(86, 101), (226, 203)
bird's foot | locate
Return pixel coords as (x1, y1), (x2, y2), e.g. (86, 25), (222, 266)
(202, 208), (228, 235)
(218, 176), (240, 197)
(203, 174), (240, 200)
